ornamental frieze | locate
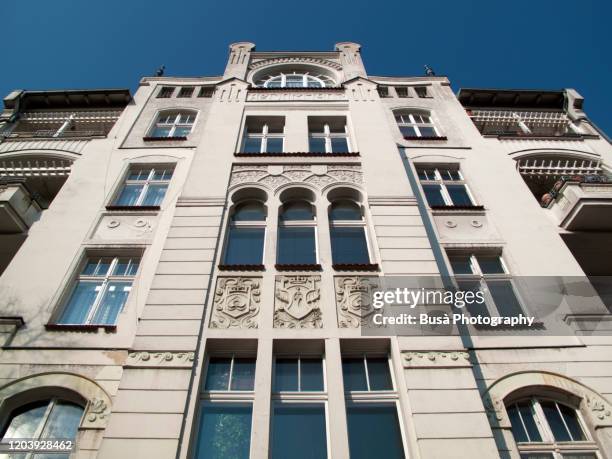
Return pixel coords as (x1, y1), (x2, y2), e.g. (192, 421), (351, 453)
(274, 275), (322, 329)
(230, 165), (362, 190)
(335, 276), (381, 328)
(126, 351), (195, 367)
(210, 277), (261, 329)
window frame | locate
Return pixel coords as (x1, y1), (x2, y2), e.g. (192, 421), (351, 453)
(156, 86), (175, 98)
(203, 354), (257, 393)
(177, 86), (195, 98)
(309, 122), (351, 153)
(414, 86), (429, 98)
(111, 165), (174, 208)
(342, 354), (396, 394)
(222, 200), (267, 266)
(396, 112), (440, 138)
(263, 72), (329, 88)
(272, 354), (327, 394)
(416, 166), (476, 207)
(242, 122), (285, 153)
(277, 201), (319, 266)
(329, 201), (372, 265)
(148, 110), (197, 139)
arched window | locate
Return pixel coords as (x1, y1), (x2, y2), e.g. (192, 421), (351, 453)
(394, 111), (439, 138)
(506, 397), (598, 458)
(277, 201), (317, 265)
(149, 110), (197, 138)
(329, 200), (370, 265)
(1, 398), (84, 448)
(223, 201), (266, 266)
(256, 71), (336, 89)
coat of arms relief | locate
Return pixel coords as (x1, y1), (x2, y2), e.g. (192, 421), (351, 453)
(210, 277), (261, 328)
(335, 276), (381, 328)
(274, 275), (322, 328)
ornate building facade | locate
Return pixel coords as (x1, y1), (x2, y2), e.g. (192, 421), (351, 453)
(1, 42), (612, 458)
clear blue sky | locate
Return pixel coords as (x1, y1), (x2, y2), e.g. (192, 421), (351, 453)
(3, 0), (610, 133)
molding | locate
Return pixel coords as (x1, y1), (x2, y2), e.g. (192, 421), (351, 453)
(248, 56), (342, 71)
(126, 351), (195, 368)
(402, 351), (471, 368)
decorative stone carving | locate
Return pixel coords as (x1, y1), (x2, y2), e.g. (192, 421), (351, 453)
(86, 398), (110, 423)
(274, 275), (322, 328)
(586, 395), (612, 420)
(402, 351), (471, 367)
(126, 351), (195, 367)
(230, 165), (363, 191)
(92, 214), (156, 240)
(335, 276), (380, 328)
(248, 56), (342, 71)
(210, 277), (261, 329)
(484, 397), (506, 423)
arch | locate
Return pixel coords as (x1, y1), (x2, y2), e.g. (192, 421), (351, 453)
(509, 148), (601, 162)
(230, 186), (268, 204)
(278, 186), (316, 205)
(250, 63), (338, 88)
(325, 185), (364, 205)
(0, 372), (112, 429)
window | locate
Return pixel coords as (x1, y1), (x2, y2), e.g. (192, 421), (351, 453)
(242, 117), (284, 153)
(274, 356), (324, 392)
(448, 251), (526, 318)
(198, 86), (214, 98)
(149, 110), (196, 138)
(308, 116), (351, 153)
(395, 112), (439, 138)
(56, 255), (140, 326)
(204, 356), (256, 391)
(343, 354), (405, 459)
(414, 86), (429, 98)
(506, 397), (598, 459)
(416, 166), (474, 208)
(329, 200), (370, 265)
(277, 201), (317, 265)
(223, 201), (266, 265)
(377, 86), (390, 98)
(395, 87), (409, 98)
(259, 72), (334, 88)
(177, 86), (195, 98)
(157, 86), (174, 98)
(113, 165), (173, 207)
(1, 398), (83, 452)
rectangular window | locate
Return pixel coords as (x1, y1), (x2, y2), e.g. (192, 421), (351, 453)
(198, 86), (215, 98)
(223, 227), (265, 265)
(414, 86), (428, 98)
(157, 86), (174, 98)
(113, 166), (173, 207)
(330, 226), (370, 264)
(416, 166), (475, 208)
(377, 86), (390, 98)
(270, 404), (328, 459)
(242, 116), (284, 153)
(308, 116), (351, 153)
(346, 404), (405, 459)
(277, 227), (316, 265)
(194, 403), (253, 459)
(342, 356), (393, 392)
(177, 87), (195, 98)
(274, 357), (324, 392)
(395, 113), (439, 138)
(57, 256), (140, 326)
(395, 87), (409, 98)
(204, 356), (256, 391)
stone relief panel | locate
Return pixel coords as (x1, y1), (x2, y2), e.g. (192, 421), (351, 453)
(229, 165), (363, 191)
(210, 277), (261, 329)
(91, 214), (157, 240)
(126, 351), (195, 368)
(274, 275), (322, 329)
(335, 276), (381, 328)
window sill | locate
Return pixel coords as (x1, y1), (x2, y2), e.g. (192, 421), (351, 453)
(332, 263), (379, 272)
(429, 205), (485, 211)
(105, 205), (161, 211)
(275, 263), (322, 271)
(217, 264), (266, 271)
(403, 136), (447, 141)
(234, 152), (360, 157)
(142, 136), (188, 141)
(45, 323), (117, 333)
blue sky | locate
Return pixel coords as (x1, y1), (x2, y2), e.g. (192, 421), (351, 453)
(3, 0), (610, 133)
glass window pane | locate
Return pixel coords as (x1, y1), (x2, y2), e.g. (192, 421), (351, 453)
(281, 202), (314, 221)
(230, 358), (256, 391)
(113, 258), (139, 276)
(151, 126), (171, 137)
(330, 226), (369, 264)
(417, 169), (436, 181)
(265, 137), (283, 153)
(41, 402), (83, 439)
(224, 227), (265, 265)
(399, 125), (417, 137)
(367, 357), (393, 390)
(270, 404), (327, 459)
(559, 403), (585, 441)
(541, 401), (572, 442)
(243, 137), (262, 153)
(153, 169), (173, 180)
(449, 256), (473, 275)
(2, 402), (48, 439)
(58, 281), (101, 324)
(300, 358), (324, 391)
(518, 401), (542, 442)
(232, 202), (266, 221)
(342, 358), (368, 391)
(447, 184), (473, 206)
(330, 137), (349, 152)
(458, 280), (490, 318)
(560, 454), (597, 459)
(477, 256), (505, 274)
(142, 184), (168, 206)
(173, 126), (192, 137)
(205, 358), (232, 390)
(91, 281), (131, 325)
(194, 404), (252, 459)
(422, 184), (446, 206)
(347, 404), (405, 459)
(507, 404), (529, 443)
(330, 201), (362, 220)
(488, 280), (524, 317)
(309, 137), (326, 152)
(81, 259), (101, 276)
(274, 358), (298, 392)
(266, 80), (282, 88)
(520, 454), (555, 459)
(115, 184), (143, 206)
(277, 227), (316, 265)
(418, 126), (437, 137)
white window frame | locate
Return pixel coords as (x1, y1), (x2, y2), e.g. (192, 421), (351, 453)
(329, 202), (372, 264)
(203, 354), (257, 393)
(149, 110), (196, 138)
(113, 165), (174, 207)
(277, 202), (319, 265)
(396, 112), (439, 138)
(309, 123), (351, 153)
(264, 72), (327, 88)
(223, 201), (267, 265)
(58, 256), (139, 325)
(417, 167), (476, 207)
(242, 122), (285, 153)
(272, 354), (327, 394)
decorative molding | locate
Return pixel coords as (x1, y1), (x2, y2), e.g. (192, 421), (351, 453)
(126, 351), (195, 368)
(229, 164), (362, 191)
(86, 398), (110, 423)
(402, 351), (471, 368)
(335, 276), (380, 328)
(210, 277), (261, 329)
(248, 56), (342, 71)
(274, 275), (322, 329)
(246, 91), (347, 102)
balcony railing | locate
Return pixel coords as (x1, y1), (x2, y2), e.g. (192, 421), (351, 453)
(4, 129), (107, 139)
(468, 109), (579, 138)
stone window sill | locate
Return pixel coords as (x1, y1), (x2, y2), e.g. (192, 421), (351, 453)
(218, 264), (266, 271)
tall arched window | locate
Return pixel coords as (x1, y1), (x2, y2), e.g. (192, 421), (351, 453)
(277, 201), (317, 265)
(394, 111), (439, 138)
(1, 398), (84, 450)
(329, 200), (370, 265)
(223, 201), (266, 266)
(149, 110), (197, 138)
(506, 397), (598, 458)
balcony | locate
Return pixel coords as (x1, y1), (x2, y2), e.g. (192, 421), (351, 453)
(467, 109), (581, 139)
(0, 179), (42, 233)
(541, 175), (612, 230)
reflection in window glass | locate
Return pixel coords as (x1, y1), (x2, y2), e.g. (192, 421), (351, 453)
(422, 184), (446, 206)
(195, 404), (252, 459)
(330, 227), (369, 264)
(277, 227), (316, 264)
(346, 405), (405, 459)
